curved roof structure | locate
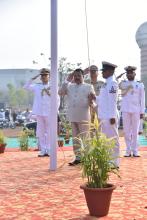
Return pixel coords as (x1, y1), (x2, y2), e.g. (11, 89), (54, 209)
(136, 22), (147, 47)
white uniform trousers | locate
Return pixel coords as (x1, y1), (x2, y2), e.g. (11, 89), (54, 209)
(122, 112), (140, 155)
(100, 119), (120, 167)
(36, 115), (51, 154)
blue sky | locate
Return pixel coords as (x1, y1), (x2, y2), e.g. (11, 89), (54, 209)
(0, 0), (147, 79)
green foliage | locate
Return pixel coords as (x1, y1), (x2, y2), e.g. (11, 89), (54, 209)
(0, 131), (5, 144)
(6, 83), (31, 108)
(80, 127), (119, 188)
(23, 127), (35, 137)
(19, 128), (36, 151)
(19, 130), (29, 151)
(143, 120), (147, 137)
(7, 83), (17, 107)
(59, 118), (72, 137)
(16, 89), (28, 106)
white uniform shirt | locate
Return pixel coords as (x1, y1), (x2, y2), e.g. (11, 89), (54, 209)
(119, 80), (145, 114)
(23, 80), (51, 116)
(97, 76), (118, 119)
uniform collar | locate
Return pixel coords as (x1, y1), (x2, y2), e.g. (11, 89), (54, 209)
(42, 82), (50, 85)
(106, 75), (114, 82)
(128, 79), (135, 82)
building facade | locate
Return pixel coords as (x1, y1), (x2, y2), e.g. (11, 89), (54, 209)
(0, 68), (39, 90)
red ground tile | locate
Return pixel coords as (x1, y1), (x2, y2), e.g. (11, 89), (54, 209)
(0, 137), (147, 220)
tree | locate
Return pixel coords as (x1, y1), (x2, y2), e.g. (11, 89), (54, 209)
(7, 84), (17, 107)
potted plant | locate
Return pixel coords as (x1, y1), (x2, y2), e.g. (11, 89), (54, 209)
(80, 128), (120, 217)
(0, 131), (6, 154)
(19, 130), (29, 151)
(63, 121), (72, 144)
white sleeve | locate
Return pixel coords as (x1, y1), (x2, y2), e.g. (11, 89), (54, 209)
(57, 94), (60, 109)
(140, 83), (145, 114)
(23, 80), (36, 92)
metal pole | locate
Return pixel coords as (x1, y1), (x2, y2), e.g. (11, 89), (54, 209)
(50, 0), (58, 170)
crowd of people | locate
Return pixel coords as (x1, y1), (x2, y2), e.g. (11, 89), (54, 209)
(23, 63), (145, 168)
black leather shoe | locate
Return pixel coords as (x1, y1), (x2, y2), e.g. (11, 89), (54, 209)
(68, 159), (81, 166)
(124, 154), (131, 157)
(44, 153), (50, 157)
(133, 154), (140, 157)
(38, 154), (46, 157)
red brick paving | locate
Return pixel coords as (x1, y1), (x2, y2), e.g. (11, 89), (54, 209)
(0, 137), (147, 220)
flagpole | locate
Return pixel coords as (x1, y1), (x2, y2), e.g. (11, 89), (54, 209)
(50, 0), (58, 170)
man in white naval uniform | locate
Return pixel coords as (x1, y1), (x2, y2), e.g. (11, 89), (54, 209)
(97, 61), (120, 167)
(59, 68), (96, 166)
(24, 68), (52, 157)
(119, 66), (145, 157)
(84, 65), (104, 122)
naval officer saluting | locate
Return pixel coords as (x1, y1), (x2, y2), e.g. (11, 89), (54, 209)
(97, 61), (120, 167)
(24, 68), (53, 157)
(119, 66), (145, 157)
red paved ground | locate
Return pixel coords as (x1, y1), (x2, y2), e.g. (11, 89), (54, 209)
(0, 137), (147, 220)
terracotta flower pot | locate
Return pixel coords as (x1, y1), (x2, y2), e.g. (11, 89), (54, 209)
(0, 143), (6, 154)
(80, 183), (116, 217)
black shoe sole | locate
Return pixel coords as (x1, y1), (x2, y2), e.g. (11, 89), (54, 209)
(133, 155), (140, 157)
(38, 154), (50, 157)
(68, 160), (81, 166)
(124, 155), (131, 157)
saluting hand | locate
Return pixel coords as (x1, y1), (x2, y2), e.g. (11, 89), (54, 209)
(66, 72), (74, 82)
(110, 118), (116, 125)
(31, 74), (40, 80)
(83, 67), (90, 75)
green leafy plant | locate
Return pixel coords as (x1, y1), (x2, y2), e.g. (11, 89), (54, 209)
(0, 131), (6, 145)
(19, 130), (29, 151)
(143, 120), (147, 138)
(60, 120), (72, 136)
(23, 127), (35, 137)
(80, 127), (119, 188)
